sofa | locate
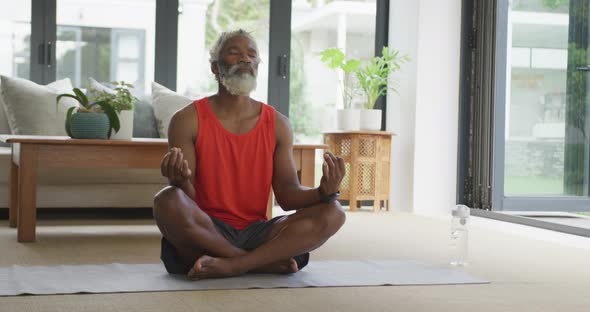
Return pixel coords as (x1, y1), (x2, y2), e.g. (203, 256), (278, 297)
(0, 76), (193, 209)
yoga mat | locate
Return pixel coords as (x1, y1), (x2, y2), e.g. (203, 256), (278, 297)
(0, 260), (488, 296)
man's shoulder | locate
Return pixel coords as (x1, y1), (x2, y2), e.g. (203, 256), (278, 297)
(172, 102), (198, 122)
(169, 102), (199, 136)
(273, 109), (289, 128)
(273, 109), (293, 145)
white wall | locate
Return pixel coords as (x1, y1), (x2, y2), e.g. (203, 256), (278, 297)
(387, 0), (462, 216)
(387, 0), (419, 213)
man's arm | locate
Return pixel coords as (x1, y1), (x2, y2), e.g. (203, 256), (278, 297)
(165, 106), (198, 199)
(271, 112), (320, 210)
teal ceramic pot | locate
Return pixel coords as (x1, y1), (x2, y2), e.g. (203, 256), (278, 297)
(69, 112), (110, 139)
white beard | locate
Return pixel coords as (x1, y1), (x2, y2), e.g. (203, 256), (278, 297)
(218, 62), (258, 96)
(220, 72), (257, 96)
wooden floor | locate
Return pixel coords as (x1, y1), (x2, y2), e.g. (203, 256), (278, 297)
(0, 207), (589, 311)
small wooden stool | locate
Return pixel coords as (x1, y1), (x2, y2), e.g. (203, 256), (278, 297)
(324, 131), (394, 212)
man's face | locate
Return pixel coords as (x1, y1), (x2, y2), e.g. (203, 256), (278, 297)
(215, 36), (259, 96)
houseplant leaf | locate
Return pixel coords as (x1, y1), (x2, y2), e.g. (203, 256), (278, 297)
(72, 88), (89, 108)
(95, 101), (120, 137)
(56, 94), (81, 113)
(64, 106), (77, 138)
(342, 59), (361, 74)
(320, 48), (345, 69)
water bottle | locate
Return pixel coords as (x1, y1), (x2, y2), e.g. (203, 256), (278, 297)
(450, 204), (470, 266)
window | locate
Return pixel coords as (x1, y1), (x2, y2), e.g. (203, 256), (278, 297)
(290, 0), (376, 144)
(56, 0), (155, 93)
(176, 0), (270, 102)
(290, 0), (377, 185)
(0, 0), (31, 79)
(504, 0), (573, 196)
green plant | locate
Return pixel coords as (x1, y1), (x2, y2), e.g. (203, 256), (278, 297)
(56, 88), (120, 138)
(320, 48), (361, 109)
(290, 35), (321, 138)
(89, 81), (138, 113)
(355, 46), (410, 109)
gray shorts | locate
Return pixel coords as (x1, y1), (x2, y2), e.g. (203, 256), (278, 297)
(160, 216), (309, 274)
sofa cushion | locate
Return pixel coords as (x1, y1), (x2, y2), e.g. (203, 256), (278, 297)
(152, 82), (193, 138)
(133, 96), (160, 138)
(0, 76), (78, 136)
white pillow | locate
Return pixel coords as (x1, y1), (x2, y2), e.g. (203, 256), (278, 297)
(0, 76), (79, 136)
(88, 77), (116, 96)
(151, 82), (193, 138)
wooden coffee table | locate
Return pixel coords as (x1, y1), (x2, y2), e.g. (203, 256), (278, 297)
(0, 135), (326, 242)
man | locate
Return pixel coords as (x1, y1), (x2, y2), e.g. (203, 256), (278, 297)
(153, 29), (346, 280)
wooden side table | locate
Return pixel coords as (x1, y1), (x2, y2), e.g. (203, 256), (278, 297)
(324, 131), (395, 212)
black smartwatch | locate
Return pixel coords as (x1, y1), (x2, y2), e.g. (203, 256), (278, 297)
(318, 188), (340, 203)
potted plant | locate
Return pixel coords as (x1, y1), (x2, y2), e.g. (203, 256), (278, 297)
(320, 48), (362, 131)
(90, 81), (138, 140)
(355, 46), (410, 130)
(56, 88), (120, 139)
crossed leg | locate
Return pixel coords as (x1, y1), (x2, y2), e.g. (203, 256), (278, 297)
(152, 186), (346, 279)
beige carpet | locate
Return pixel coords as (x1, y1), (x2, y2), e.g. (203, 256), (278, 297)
(0, 207), (589, 311)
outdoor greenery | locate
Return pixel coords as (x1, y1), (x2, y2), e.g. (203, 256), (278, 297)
(290, 35), (321, 138)
(505, 176), (563, 195)
(564, 0), (588, 196)
(204, 0), (269, 48)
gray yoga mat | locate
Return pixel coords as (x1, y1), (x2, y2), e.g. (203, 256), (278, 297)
(0, 260), (489, 296)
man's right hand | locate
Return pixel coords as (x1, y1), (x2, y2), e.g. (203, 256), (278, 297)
(161, 147), (192, 186)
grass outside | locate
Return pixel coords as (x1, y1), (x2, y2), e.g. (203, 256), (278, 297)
(505, 176), (590, 215)
(505, 176), (564, 195)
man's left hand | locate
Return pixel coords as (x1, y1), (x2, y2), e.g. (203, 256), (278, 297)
(319, 152), (345, 196)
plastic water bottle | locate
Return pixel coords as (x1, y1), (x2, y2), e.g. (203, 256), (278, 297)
(450, 204), (470, 266)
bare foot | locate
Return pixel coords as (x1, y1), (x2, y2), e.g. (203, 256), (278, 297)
(187, 255), (240, 280)
(250, 258), (299, 274)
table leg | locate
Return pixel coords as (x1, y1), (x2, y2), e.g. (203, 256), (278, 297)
(9, 158), (18, 228)
(373, 200), (381, 213)
(17, 144), (38, 242)
(300, 150), (315, 187)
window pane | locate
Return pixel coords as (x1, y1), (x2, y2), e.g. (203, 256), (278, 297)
(504, 0), (590, 196)
(290, 0), (376, 185)
(56, 0), (155, 94)
(0, 0), (31, 79)
(290, 0), (376, 143)
(176, 0), (270, 102)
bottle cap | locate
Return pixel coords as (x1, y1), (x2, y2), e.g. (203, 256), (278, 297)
(452, 204), (470, 218)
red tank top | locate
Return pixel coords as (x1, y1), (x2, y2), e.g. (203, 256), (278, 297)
(192, 97), (275, 230)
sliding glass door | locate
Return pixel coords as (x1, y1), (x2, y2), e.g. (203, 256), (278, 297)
(495, 0), (590, 214)
(0, 0), (31, 80)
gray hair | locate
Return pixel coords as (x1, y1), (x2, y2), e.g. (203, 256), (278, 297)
(209, 29), (260, 64)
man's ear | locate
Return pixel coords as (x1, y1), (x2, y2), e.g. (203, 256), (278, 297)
(211, 61), (219, 75)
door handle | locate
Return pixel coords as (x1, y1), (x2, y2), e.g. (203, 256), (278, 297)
(46, 42), (52, 67)
(278, 54), (287, 79)
(575, 66), (590, 71)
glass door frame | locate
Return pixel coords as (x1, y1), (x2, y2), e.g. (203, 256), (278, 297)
(492, 0), (590, 212)
(30, 0), (56, 84)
